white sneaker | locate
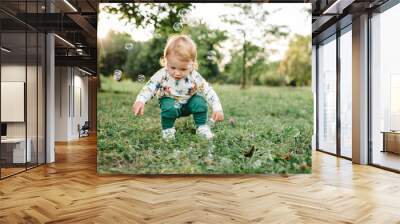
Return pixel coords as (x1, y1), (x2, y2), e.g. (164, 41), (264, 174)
(196, 125), (214, 140)
(162, 127), (176, 140)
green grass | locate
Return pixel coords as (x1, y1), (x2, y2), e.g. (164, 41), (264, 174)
(97, 76), (313, 174)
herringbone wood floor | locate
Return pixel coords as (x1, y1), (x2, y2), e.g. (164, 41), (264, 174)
(1, 135), (400, 224)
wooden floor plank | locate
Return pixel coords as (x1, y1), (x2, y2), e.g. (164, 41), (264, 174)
(0, 135), (399, 223)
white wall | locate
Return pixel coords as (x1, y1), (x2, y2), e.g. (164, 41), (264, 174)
(55, 67), (89, 141)
(55, 66), (69, 141)
(1, 65), (26, 81)
(74, 69), (89, 139)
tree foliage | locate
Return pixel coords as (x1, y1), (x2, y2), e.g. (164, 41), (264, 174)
(278, 34), (312, 86)
(186, 23), (228, 81)
(100, 3), (312, 87)
(221, 3), (289, 88)
(104, 3), (193, 34)
(99, 31), (132, 77)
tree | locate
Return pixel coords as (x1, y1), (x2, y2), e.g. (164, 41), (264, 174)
(123, 22), (228, 82)
(253, 61), (285, 86)
(278, 34), (311, 86)
(99, 31), (133, 76)
(103, 3), (228, 82)
(221, 3), (289, 89)
(103, 3), (193, 34)
(224, 42), (272, 85)
(186, 23), (228, 81)
(102, 3), (201, 80)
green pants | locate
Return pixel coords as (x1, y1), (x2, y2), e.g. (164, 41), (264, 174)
(159, 94), (208, 130)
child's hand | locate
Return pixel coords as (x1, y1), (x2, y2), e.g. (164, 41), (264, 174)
(132, 101), (145, 116)
(212, 111), (224, 122)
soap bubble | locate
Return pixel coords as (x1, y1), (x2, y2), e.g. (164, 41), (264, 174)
(206, 50), (217, 61)
(173, 22), (183, 32)
(113, 70), (122, 81)
(137, 74), (145, 82)
(220, 158), (232, 166)
(124, 43), (134, 50)
(179, 9), (190, 23)
(208, 118), (215, 128)
(178, 9), (190, 17)
(253, 160), (262, 169)
(207, 142), (215, 159)
(172, 150), (181, 158)
(154, 32), (162, 39)
(198, 34), (206, 40)
(188, 18), (200, 27)
(181, 16), (190, 24)
(159, 3), (168, 9)
(174, 102), (181, 109)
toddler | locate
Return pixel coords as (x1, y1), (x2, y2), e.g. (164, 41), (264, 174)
(132, 35), (224, 140)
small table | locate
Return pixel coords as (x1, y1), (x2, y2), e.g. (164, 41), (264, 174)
(381, 131), (400, 154)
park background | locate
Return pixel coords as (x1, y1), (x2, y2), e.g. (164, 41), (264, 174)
(97, 3), (313, 174)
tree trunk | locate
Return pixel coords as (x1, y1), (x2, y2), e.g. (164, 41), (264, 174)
(241, 33), (247, 89)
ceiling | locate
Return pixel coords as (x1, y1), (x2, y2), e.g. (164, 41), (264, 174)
(0, 0), (98, 74)
(311, 0), (389, 43)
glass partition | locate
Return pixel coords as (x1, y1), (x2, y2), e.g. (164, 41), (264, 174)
(371, 3), (400, 171)
(1, 31), (28, 178)
(339, 26), (352, 158)
(0, 1), (46, 179)
(317, 35), (337, 154)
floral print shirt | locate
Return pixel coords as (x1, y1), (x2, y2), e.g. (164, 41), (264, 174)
(135, 68), (223, 112)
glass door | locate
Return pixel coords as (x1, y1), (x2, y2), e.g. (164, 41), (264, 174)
(370, 3), (400, 171)
(317, 35), (337, 154)
(1, 31), (28, 178)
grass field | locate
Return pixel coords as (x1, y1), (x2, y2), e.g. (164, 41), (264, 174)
(97, 76), (313, 174)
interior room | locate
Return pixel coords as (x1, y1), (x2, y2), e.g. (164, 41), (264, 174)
(313, 0), (400, 173)
(0, 0), (399, 223)
(0, 0), (97, 179)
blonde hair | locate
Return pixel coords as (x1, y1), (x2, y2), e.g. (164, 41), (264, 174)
(160, 34), (198, 70)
